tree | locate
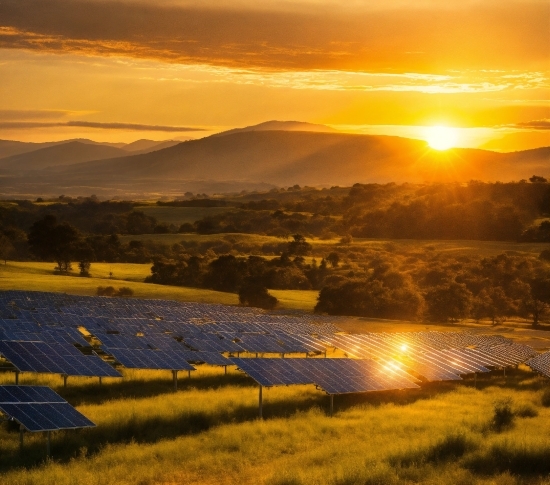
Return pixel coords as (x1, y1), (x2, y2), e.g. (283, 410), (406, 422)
(28, 215), (80, 273)
(425, 283), (473, 322)
(238, 278), (278, 310)
(0, 235), (15, 264)
(326, 252), (340, 268)
(287, 234), (312, 255)
(529, 175), (548, 183)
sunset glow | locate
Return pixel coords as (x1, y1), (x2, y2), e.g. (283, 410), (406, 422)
(0, 0), (548, 151)
(425, 126), (460, 151)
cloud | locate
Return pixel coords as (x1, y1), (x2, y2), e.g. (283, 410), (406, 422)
(0, 109), (95, 120)
(515, 119), (550, 130)
(0, 120), (206, 132)
(0, 0), (548, 72)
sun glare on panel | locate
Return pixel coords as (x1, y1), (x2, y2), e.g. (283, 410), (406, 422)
(425, 125), (459, 151)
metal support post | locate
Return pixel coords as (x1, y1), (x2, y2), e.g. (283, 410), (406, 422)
(19, 425), (24, 453)
(172, 370), (178, 392)
(259, 385), (263, 419)
(15, 371), (19, 384)
(63, 375), (68, 388)
(46, 431), (51, 458)
(281, 353), (284, 359)
(329, 395), (334, 417)
(224, 366), (227, 375)
(188, 370), (191, 379)
(503, 367), (506, 377)
(99, 376), (102, 387)
(474, 373), (477, 388)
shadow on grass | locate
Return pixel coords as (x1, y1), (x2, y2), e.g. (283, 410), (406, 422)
(57, 368), (254, 406)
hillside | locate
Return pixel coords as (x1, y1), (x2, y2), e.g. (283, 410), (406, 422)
(0, 141), (129, 172)
(50, 131), (550, 184)
(0, 130), (548, 197)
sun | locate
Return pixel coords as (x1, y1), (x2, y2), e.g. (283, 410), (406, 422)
(425, 125), (459, 151)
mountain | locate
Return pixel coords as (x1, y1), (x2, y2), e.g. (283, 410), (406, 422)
(121, 139), (181, 153)
(0, 139), (62, 159)
(0, 129), (548, 198)
(0, 141), (129, 172)
(213, 120), (338, 137)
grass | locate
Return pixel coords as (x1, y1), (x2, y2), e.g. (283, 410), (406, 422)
(1, 366), (550, 484)
(0, 262), (320, 311)
(0, 262), (238, 305)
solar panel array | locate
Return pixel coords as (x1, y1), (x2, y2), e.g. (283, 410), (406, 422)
(231, 358), (420, 394)
(526, 351), (550, 378)
(0, 290), (542, 392)
(0, 386), (95, 432)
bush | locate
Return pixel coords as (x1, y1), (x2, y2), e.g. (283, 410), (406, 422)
(97, 286), (134, 297)
(492, 398), (514, 431)
(514, 403), (538, 418)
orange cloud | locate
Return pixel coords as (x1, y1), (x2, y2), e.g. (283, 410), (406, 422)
(0, 0), (548, 72)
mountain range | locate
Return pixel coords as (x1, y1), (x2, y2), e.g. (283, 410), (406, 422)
(0, 121), (548, 198)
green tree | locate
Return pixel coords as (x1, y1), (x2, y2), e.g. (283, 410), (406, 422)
(28, 215), (80, 273)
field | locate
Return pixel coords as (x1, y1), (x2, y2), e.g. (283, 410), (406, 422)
(0, 262), (320, 311)
(136, 206), (238, 225)
(1, 365), (550, 484)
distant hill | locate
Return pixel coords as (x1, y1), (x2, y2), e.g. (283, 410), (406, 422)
(121, 139), (181, 153)
(213, 120), (338, 137)
(0, 141), (128, 172)
(0, 127), (548, 198)
(46, 131), (550, 184)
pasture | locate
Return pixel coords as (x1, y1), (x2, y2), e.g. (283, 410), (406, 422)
(0, 262), (320, 311)
(1, 365), (550, 484)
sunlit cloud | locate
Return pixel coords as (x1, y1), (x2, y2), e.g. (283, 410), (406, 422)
(514, 119), (550, 130)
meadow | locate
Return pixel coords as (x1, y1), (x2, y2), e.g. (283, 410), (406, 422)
(1, 365), (550, 484)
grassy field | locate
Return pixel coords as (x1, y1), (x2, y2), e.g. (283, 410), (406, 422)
(136, 206), (239, 225)
(0, 262), (320, 311)
(0, 366), (549, 484)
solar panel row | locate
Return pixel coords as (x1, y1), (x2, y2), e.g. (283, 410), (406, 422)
(0, 386), (95, 432)
(231, 358), (420, 395)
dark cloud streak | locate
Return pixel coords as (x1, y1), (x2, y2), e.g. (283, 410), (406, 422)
(0, 120), (206, 132)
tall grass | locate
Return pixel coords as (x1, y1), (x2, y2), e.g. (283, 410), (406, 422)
(1, 367), (549, 484)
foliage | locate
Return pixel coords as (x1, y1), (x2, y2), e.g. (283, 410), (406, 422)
(238, 278), (278, 310)
(96, 286), (134, 297)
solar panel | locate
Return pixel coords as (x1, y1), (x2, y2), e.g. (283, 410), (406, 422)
(231, 358), (420, 394)
(0, 341), (121, 377)
(526, 351), (550, 378)
(105, 348), (195, 371)
(0, 385), (96, 432)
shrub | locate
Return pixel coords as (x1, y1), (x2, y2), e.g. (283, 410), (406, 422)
(514, 403), (538, 418)
(492, 398), (514, 431)
(97, 286), (134, 297)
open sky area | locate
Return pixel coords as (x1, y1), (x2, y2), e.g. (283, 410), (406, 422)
(0, 0), (548, 150)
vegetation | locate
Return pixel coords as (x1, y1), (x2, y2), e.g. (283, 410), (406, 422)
(0, 366), (549, 484)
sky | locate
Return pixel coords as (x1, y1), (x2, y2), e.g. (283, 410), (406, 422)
(0, 0), (548, 150)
